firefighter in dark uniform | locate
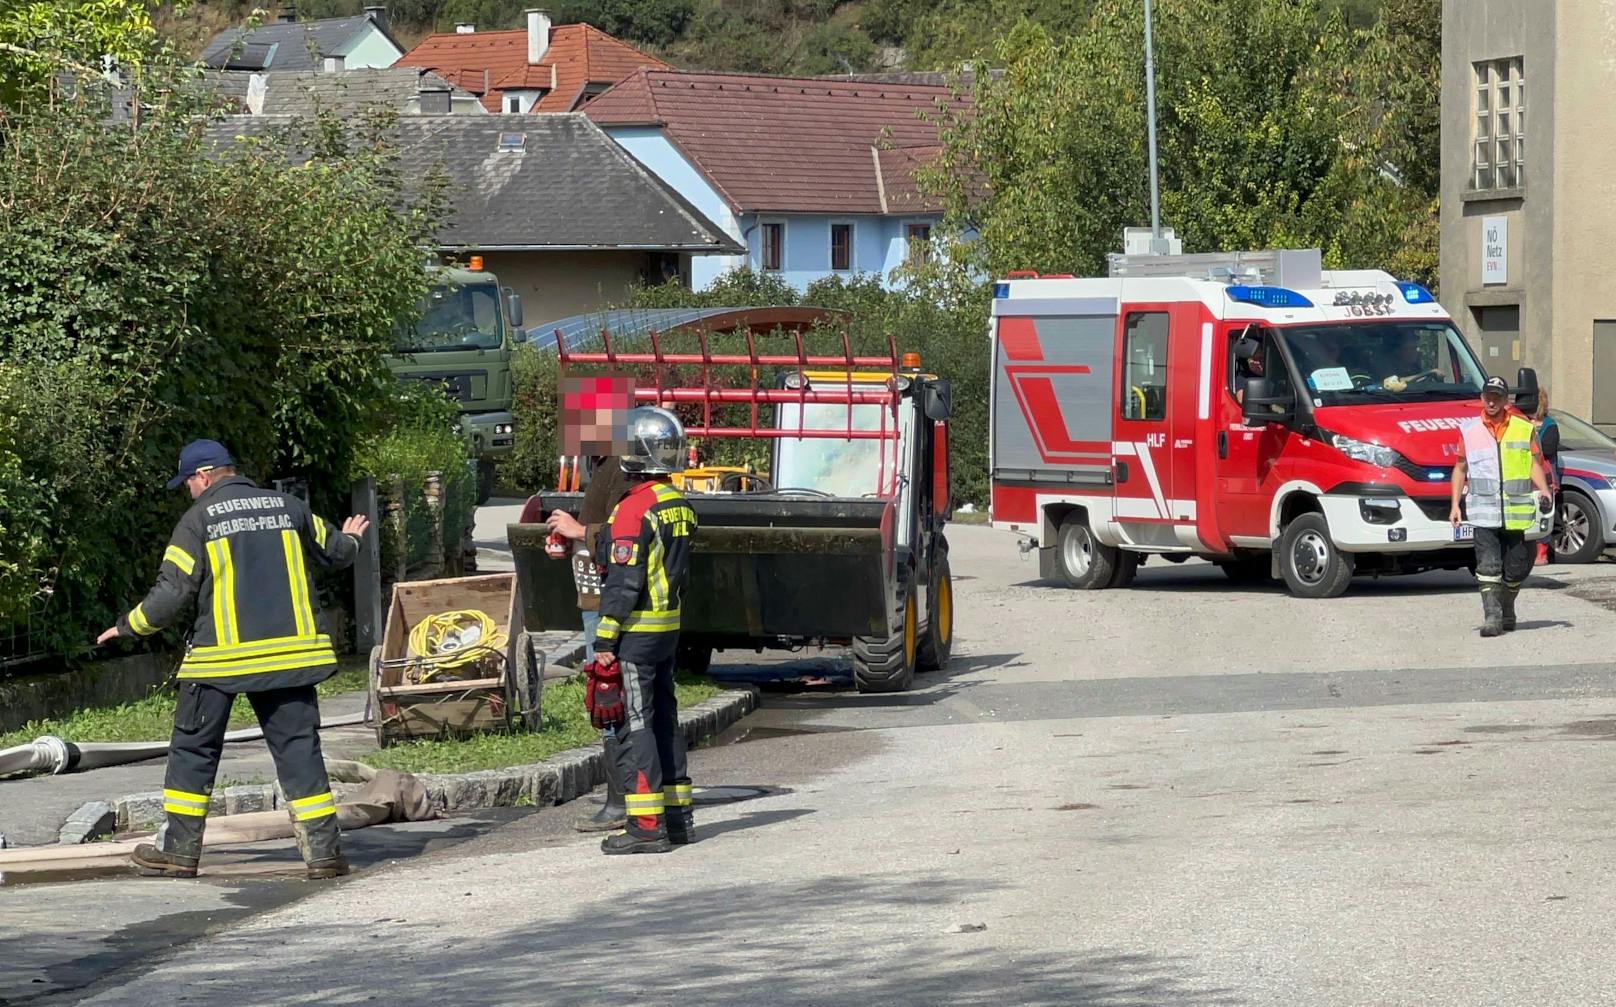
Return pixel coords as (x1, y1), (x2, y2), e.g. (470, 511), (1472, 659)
(583, 408), (698, 855)
(96, 440), (369, 879)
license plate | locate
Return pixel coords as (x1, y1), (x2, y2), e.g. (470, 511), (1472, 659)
(1454, 523), (1475, 542)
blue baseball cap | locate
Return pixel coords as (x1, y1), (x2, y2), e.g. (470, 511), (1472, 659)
(167, 439), (235, 489)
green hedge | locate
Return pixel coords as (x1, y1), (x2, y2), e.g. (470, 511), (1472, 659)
(0, 65), (441, 659)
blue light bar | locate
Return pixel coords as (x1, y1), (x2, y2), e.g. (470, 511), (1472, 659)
(1226, 285), (1314, 309)
(1396, 281), (1436, 304)
(994, 282), (1010, 299)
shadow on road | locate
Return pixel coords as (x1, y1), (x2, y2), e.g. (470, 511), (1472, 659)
(133, 873), (1241, 1007)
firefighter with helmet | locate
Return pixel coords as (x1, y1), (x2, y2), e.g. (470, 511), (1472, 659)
(584, 406), (699, 854)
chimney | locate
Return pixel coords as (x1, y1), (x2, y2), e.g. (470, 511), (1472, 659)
(526, 9), (551, 66)
(455, 22), (475, 33)
(323, 55), (344, 72)
(279, 3), (297, 24)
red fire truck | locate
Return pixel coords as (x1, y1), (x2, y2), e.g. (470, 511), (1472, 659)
(989, 249), (1550, 598)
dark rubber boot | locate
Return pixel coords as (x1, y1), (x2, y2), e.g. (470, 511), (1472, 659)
(306, 855), (351, 880)
(574, 733), (628, 832)
(666, 808), (695, 846)
(1502, 587), (1520, 632)
(601, 830), (671, 855)
(1480, 586), (1504, 638)
(132, 843), (199, 878)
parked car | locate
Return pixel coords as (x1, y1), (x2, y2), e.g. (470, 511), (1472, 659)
(1548, 409), (1616, 563)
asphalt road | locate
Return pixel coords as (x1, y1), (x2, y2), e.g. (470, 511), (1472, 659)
(16, 523), (1616, 1005)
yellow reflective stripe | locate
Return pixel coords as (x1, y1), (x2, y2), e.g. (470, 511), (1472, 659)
(289, 791), (334, 808)
(179, 649), (337, 678)
(207, 539), (238, 645)
(289, 791), (336, 820)
(293, 803), (336, 822)
(128, 604), (157, 636)
(313, 516), (330, 548)
(647, 531), (669, 610)
(663, 785), (693, 807)
(163, 788), (210, 817)
(621, 609), (681, 633)
(595, 618), (621, 640)
(282, 530), (315, 638)
(624, 794), (665, 813)
(186, 634), (333, 662)
(164, 545), (196, 576)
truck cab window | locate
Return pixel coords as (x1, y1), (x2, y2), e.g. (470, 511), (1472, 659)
(1122, 312), (1169, 420)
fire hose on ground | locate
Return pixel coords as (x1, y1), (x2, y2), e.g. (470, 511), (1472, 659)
(0, 712), (367, 777)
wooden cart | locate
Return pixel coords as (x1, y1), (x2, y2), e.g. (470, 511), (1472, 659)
(367, 573), (543, 748)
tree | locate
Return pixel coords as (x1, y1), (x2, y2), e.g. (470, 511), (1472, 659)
(919, 0), (1438, 287)
(0, 0), (160, 107)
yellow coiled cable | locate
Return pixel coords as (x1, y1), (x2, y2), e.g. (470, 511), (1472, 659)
(407, 609), (509, 679)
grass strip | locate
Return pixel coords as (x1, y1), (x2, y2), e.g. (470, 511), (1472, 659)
(358, 672), (723, 775)
(0, 662), (369, 750)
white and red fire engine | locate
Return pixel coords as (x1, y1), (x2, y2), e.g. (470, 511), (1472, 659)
(988, 248), (1550, 598)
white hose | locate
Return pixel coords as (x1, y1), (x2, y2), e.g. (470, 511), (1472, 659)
(0, 713), (367, 777)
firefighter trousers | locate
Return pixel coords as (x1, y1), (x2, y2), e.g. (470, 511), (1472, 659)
(159, 681), (340, 862)
(612, 653), (690, 839)
(1473, 526), (1532, 589)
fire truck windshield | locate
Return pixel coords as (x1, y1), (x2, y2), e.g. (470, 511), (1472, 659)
(1277, 321), (1487, 405)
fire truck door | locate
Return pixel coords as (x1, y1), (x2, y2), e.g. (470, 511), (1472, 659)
(1113, 309), (1178, 537)
(1217, 327), (1289, 540)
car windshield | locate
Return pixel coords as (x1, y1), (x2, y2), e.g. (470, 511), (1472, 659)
(1548, 410), (1616, 452)
(396, 283), (503, 352)
(1276, 321), (1486, 406)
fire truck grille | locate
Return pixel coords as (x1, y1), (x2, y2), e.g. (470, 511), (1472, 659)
(1411, 497), (1453, 522)
(1392, 457), (1453, 486)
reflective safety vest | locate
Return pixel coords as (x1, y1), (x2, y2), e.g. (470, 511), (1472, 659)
(1460, 415), (1536, 530)
(594, 478), (696, 663)
(117, 476), (360, 692)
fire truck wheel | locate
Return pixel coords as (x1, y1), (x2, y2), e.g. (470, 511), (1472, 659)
(1278, 513), (1354, 598)
(1107, 552), (1139, 588)
(1056, 514), (1119, 589)
(917, 552), (953, 671)
(852, 587), (918, 693)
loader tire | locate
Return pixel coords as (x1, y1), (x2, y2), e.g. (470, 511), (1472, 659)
(917, 550), (953, 672)
(852, 586), (918, 693)
(677, 642), (714, 677)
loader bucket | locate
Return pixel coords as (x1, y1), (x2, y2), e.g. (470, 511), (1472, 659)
(510, 493), (893, 641)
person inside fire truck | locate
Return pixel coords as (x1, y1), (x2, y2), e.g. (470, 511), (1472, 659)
(1380, 330), (1442, 392)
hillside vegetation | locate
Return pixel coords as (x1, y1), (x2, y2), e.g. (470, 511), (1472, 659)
(164, 0), (1393, 75)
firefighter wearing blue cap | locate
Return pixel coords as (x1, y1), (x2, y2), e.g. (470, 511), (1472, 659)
(97, 440), (370, 879)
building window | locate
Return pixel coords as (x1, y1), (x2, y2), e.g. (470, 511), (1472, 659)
(1122, 312), (1170, 421)
(761, 222), (784, 272)
(1473, 57), (1525, 191)
(830, 223), (852, 271)
(506, 95), (521, 113)
(906, 223), (931, 267)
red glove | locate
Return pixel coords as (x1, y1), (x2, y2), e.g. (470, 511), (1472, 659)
(584, 655), (624, 729)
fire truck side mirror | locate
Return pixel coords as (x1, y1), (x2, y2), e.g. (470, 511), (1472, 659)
(1514, 367), (1540, 417)
(1242, 376), (1295, 425)
(923, 380), (954, 421)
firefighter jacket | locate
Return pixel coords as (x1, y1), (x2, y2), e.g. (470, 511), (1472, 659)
(1460, 415), (1536, 530)
(116, 476), (360, 692)
(593, 478), (696, 663)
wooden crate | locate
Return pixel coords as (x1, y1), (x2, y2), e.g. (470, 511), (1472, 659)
(371, 574), (528, 746)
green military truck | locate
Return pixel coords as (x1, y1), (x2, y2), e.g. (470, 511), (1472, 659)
(389, 260), (526, 504)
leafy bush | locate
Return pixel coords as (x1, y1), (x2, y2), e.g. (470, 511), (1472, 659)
(0, 48), (440, 657)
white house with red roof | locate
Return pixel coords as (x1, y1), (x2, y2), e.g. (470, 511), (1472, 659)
(585, 69), (965, 292)
(395, 9), (668, 114)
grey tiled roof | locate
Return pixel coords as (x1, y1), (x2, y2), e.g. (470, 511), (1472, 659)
(208, 114), (744, 253)
(200, 15), (398, 72)
(261, 68), (472, 116)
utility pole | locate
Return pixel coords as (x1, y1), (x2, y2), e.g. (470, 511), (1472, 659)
(1143, 0), (1164, 248)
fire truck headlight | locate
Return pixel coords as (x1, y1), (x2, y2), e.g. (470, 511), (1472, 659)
(1329, 433), (1400, 470)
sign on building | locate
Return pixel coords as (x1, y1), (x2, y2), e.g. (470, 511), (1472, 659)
(1482, 216), (1508, 286)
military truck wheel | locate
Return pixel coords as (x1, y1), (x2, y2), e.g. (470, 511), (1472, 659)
(917, 552), (953, 671)
(1056, 513), (1118, 589)
(677, 643), (714, 676)
(476, 459), (495, 506)
(852, 587), (918, 693)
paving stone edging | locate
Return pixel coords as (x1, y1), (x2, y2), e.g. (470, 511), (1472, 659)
(109, 686), (760, 836)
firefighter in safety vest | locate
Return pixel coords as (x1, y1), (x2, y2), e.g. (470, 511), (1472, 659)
(1448, 377), (1553, 637)
(96, 440), (369, 879)
(583, 407), (698, 855)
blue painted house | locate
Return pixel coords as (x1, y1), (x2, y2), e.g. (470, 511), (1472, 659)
(586, 70), (966, 292)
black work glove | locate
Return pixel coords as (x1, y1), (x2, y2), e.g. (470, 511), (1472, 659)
(1540, 494), (1555, 515)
